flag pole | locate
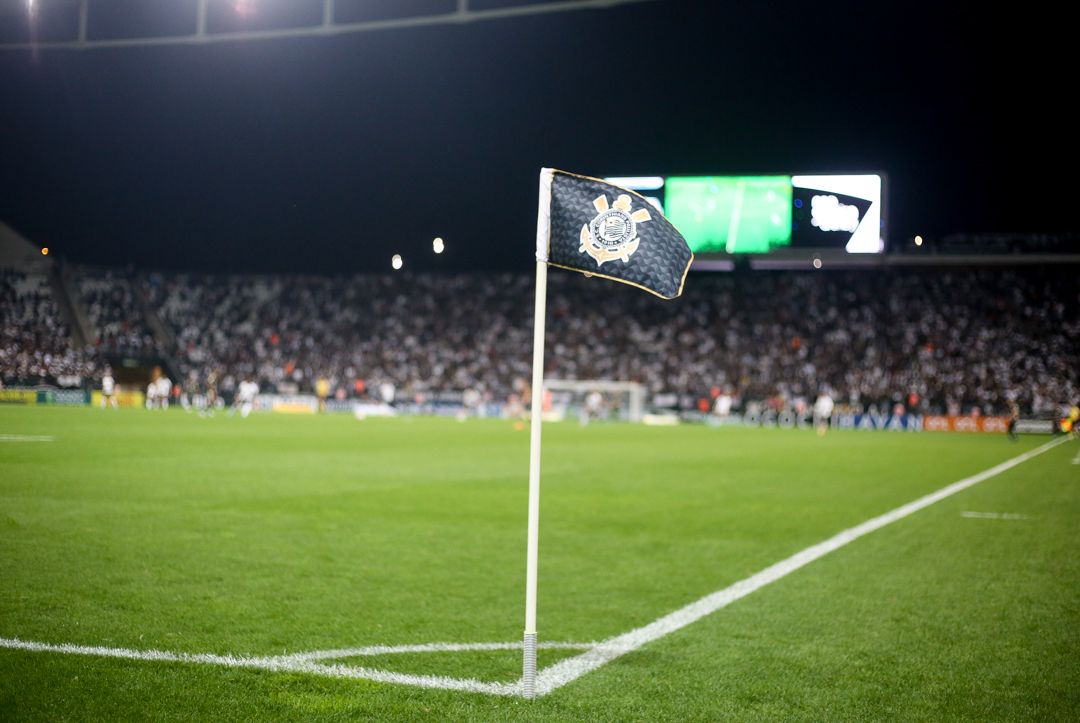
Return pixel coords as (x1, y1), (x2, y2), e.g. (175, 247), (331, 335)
(523, 168), (552, 699)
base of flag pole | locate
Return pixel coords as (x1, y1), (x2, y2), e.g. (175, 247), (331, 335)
(522, 631), (537, 699)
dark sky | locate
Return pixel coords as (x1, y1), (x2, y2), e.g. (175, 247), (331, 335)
(0, 0), (1071, 274)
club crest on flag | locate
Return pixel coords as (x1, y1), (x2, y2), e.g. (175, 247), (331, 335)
(579, 194), (652, 265)
(537, 168), (693, 299)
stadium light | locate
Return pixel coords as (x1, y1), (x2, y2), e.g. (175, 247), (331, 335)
(41, 247), (48, 255)
(433, 238), (445, 254)
(391, 254), (402, 270)
(915, 235), (923, 246)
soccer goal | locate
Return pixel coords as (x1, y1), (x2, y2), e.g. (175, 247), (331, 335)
(541, 379), (645, 423)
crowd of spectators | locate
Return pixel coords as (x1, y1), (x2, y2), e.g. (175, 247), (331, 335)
(4, 264), (1078, 415)
(0, 270), (100, 384)
(77, 269), (157, 354)
(134, 266), (1078, 415)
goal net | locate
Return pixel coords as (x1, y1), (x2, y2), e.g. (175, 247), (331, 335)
(540, 379), (645, 423)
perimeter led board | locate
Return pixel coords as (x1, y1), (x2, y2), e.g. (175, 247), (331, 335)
(608, 174), (884, 253)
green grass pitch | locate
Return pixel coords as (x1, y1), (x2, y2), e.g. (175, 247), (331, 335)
(1, 405), (1078, 721)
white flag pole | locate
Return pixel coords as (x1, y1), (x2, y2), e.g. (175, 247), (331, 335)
(523, 168), (553, 699)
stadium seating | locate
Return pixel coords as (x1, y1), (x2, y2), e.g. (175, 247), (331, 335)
(0, 269), (101, 384)
(2, 266), (1077, 415)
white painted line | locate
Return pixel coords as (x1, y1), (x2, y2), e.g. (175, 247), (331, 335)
(0, 637), (527, 696)
(961, 511), (1029, 520)
(530, 435), (1069, 696)
(1071, 447), (1080, 465)
(288, 640), (593, 662)
(0, 436), (1067, 697)
(0, 435), (54, 442)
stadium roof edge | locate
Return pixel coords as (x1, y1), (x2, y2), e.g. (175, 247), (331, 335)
(0, 0), (661, 51)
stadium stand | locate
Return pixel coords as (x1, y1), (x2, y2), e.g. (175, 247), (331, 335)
(26, 265), (1071, 416)
(76, 269), (157, 355)
(0, 268), (102, 385)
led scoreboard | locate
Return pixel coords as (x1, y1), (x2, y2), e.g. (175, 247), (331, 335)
(605, 174), (884, 254)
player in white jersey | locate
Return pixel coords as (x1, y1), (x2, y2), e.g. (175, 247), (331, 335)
(229, 378), (259, 419)
(580, 390), (604, 426)
(457, 387), (482, 422)
(714, 390), (733, 421)
(813, 392), (835, 435)
(156, 376), (172, 410)
(100, 371), (118, 409)
(146, 379), (158, 409)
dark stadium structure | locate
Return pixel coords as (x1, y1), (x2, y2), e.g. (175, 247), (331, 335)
(3, 244), (1077, 416)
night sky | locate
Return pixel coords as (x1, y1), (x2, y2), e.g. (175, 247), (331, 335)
(0, 0), (1070, 274)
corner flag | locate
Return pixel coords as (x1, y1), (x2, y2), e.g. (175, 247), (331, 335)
(521, 169), (691, 698)
(536, 168), (693, 299)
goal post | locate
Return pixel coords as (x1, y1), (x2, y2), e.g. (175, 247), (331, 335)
(541, 379), (645, 423)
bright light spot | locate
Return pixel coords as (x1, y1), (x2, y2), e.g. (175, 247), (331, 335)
(391, 254), (402, 270)
(433, 238), (444, 254)
(810, 194), (860, 233)
(604, 176), (665, 191)
(813, 258), (822, 269)
(234, 0), (255, 17)
(766, 189), (776, 201)
(914, 235), (923, 246)
(41, 247), (48, 255)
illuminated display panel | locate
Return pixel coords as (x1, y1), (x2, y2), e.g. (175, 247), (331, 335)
(609, 174), (884, 253)
(664, 176), (792, 254)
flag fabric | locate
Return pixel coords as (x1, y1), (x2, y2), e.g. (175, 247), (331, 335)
(535, 168), (693, 299)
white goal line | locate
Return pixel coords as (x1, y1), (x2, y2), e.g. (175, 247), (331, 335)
(1, 436), (1069, 697)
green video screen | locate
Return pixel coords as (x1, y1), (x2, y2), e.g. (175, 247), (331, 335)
(664, 176), (792, 253)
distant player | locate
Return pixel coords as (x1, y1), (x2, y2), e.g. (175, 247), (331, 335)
(181, 372), (198, 413)
(156, 375), (172, 410)
(1007, 401), (1020, 442)
(580, 390), (604, 426)
(316, 376), (330, 412)
(713, 388), (733, 422)
(100, 370), (118, 409)
(146, 378), (158, 410)
(200, 370), (218, 417)
(229, 377), (259, 419)
(458, 387), (481, 422)
(379, 381), (396, 406)
(813, 391), (834, 435)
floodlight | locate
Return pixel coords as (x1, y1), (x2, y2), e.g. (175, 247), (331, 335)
(914, 235), (923, 246)
(41, 247), (48, 255)
(433, 238), (445, 254)
(391, 254), (402, 270)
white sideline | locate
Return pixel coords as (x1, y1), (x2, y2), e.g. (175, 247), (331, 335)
(529, 435), (1070, 695)
(0, 436), (1068, 697)
(0, 434), (54, 442)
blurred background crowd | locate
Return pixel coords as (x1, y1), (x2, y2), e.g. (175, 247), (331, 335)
(2, 266), (1077, 415)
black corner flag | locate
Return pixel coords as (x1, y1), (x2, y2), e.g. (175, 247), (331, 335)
(535, 168), (693, 299)
(522, 168), (693, 698)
